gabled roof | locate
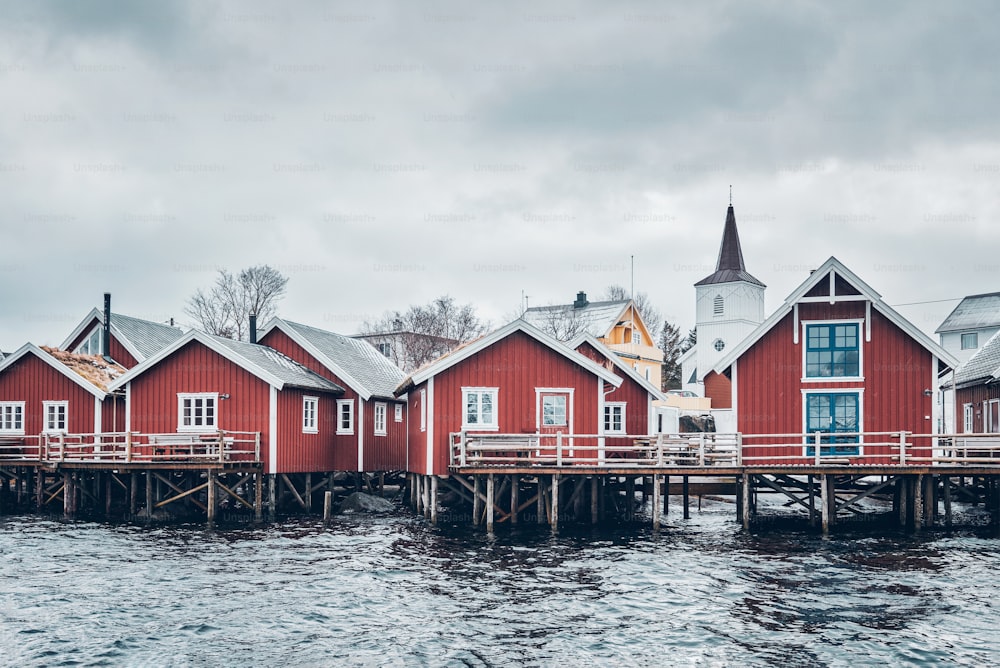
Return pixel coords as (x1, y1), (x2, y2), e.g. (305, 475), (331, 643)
(954, 330), (1000, 388)
(108, 330), (344, 394)
(395, 319), (623, 395)
(936, 292), (1000, 334)
(695, 205), (765, 288)
(569, 332), (665, 400)
(522, 298), (634, 339)
(712, 256), (959, 375)
(60, 308), (185, 363)
(260, 318), (405, 401)
(0, 343), (126, 399)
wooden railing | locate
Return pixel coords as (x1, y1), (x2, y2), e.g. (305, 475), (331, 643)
(0, 431), (261, 465)
(449, 431), (1000, 469)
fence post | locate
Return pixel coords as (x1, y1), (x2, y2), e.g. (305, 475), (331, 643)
(255, 432), (261, 462)
(698, 433), (705, 466)
(736, 433), (743, 466)
(556, 432), (563, 467)
(59, 433), (65, 462)
(814, 432), (822, 465)
(219, 431), (225, 464)
(125, 432), (132, 463)
(899, 431), (907, 466)
(459, 431), (467, 467)
(656, 434), (664, 466)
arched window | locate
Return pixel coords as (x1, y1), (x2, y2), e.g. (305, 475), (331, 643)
(713, 295), (724, 315)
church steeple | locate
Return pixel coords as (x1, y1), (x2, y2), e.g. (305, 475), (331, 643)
(694, 204), (765, 288)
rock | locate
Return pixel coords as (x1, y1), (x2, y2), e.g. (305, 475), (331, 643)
(338, 492), (396, 514)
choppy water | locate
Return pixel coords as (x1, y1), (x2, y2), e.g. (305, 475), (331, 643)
(2, 500), (1000, 667)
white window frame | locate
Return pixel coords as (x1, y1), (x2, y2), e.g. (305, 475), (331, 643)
(177, 393), (218, 432)
(0, 401), (25, 434)
(43, 401), (69, 434)
(963, 403), (974, 434)
(462, 387), (499, 431)
(961, 332), (978, 350)
(337, 399), (355, 435)
(419, 389), (427, 432)
(302, 396), (318, 434)
(631, 329), (641, 345)
(801, 319), (865, 383)
(989, 399), (1000, 434)
(374, 402), (387, 436)
(801, 388), (865, 455)
(75, 326), (102, 356)
(394, 403), (403, 422)
(604, 402), (626, 434)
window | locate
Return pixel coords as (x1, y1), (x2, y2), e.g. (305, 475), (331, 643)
(75, 327), (102, 355)
(394, 403), (403, 422)
(631, 329), (641, 345)
(419, 389), (426, 432)
(0, 402), (24, 434)
(542, 395), (567, 426)
(302, 396), (318, 433)
(337, 399), (354, 435)
(604, 403), (626, 434)
(963, 403), (974, 433)
(806, 323), (860, 378)
(713, 339), (725, 352)
(713, 295), (724, 315)
(377, 342), (392, 358)
(43, 401), (68, 433)
(463, 388), (498, 430)
(989, 400), (1000, 434)
(806, 392), (860, 456)
(178, 393), (217, 431)
(961, 332), (978, 350)
(374, 402), (387, 436)
(645, 367), (651, 381)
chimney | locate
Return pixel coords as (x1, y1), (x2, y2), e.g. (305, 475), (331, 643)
(102, 292), (112, 360)
(573, 291), (588, 309)
(249, 313), (257, 345)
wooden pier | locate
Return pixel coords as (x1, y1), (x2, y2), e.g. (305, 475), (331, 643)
(407, 430), (1000, 533)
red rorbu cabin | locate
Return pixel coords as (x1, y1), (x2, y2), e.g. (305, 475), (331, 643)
(258, 318), (408, 472)
(108, 330), (344, 475)
(711, 257), (957, 465)
(0, 343), (126, 454)
(954, 330), (1000, 434)
(394, 319), (623, 476)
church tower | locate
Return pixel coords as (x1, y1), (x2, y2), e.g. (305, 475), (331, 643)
(692, 204), (765, 398)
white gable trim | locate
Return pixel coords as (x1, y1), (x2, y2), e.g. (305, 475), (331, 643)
(568, 332), (665, 400)
(108, 330), (290, 392)
(405, 319), (621, 390)
(60, 308), (146, 364)
(712, 256), (958, 375)
(258, 318), (374, 401)
(0, 343), (109, 400)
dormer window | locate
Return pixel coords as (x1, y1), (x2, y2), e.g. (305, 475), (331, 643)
(631, 330), (641, 345)
(76, 327), (102, 355)
(713, 295), (724, 316)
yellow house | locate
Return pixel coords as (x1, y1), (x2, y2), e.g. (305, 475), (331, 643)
(523, 291), (664, 387)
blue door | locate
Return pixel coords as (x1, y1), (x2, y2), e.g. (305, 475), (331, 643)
(806, 393), (860, 456)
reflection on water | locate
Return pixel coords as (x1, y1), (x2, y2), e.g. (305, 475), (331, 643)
(2, 500), (999, 666)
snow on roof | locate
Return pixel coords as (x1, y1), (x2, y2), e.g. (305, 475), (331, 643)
(936, 292), (1000, 334)
(522, 299), (630, 338)
(954, 330), (1000, 387)
(41, 346), (127, 393)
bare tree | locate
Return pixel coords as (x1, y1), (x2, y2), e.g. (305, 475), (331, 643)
(361, 295), (489, 370)
(531, 306), (594, 342)
(603, 285), (662, 341)
(184, 265), (289, 340)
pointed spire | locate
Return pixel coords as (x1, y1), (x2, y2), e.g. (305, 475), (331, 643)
(694, 203), (765, 288)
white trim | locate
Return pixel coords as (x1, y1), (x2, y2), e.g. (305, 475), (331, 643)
(60, 308), (147, 365)
(419, 389), (427, 432)
(124, 382), (131, 433)
(865, 300), (872, 342)
(597, 377), (606, 463)
(268, 385), (278, 475)
(43, 400), (69, 434)
(535, 387), (575, 431)
(394, 403), (403, 422)
(0, 343), (109, 400)
(712, 257), (959, 375)
(793, 303), (799, 345)
(336, 399), (355, 435)
(94, 396), (102, 435)
(0, 401), (25, 435)
(647, 393), (654, 435)
(930, 354), (939, 434)
(603, 401), (626, 434)
(358, 400), (365, 471)
(60, 308), (103, 351)
(801, 388), (865, 454)
(731, 359), (738, 423)
(177, 393), (218, 431)
(74, 324), (103, 356)
(426, 377), (434, 475)
(800, 319), (865, 383)
(404, 319), (622, 390)
(302, 395), (319, 434)
(462, 386), (500, 431)
(374, 402), (387, 436)
(963, 402), (974, 433)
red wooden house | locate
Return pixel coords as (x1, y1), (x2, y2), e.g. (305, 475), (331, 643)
(955, 330), (1000, 434)
(0, 343), (126, 447)
(62, 293), (184, 369)
(711, 257), (957, 464)
(394, 320), (623, 476)
(258, 318), (408, 472)
(570, 332), (665, 441)
(108, 330), (344, 475)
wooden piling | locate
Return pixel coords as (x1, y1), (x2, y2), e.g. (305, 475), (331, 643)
(591, 476), (599, 525)
(682, 476), (690, 520)
(899, 476), (909, 529)
(268, 474), (277, 521)
(323, 491), (333, 527)
(473, 476), (481, 526)
(254, 472), (263, 522)
(807, 475), (816, 527)
(551, 474), (560, 532)
(510, 475), (519, 526)
(486, 474), (495, 534)
(146, 471), (153, 521)
(662, 475), (669, 516)
(651, 474), (661, 530)
(207, 470), (217, 523)
(430, 476), (438, 524)
(537, 476), (546, 525)
(625, 477), (635, 522)
(914, 475), (924, 532)
(943, 475), (952, 527)
(741, 473), (751, 530)
(820, 474), (831, 534)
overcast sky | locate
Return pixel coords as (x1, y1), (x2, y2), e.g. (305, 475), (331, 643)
(2, 0), (998, 350)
